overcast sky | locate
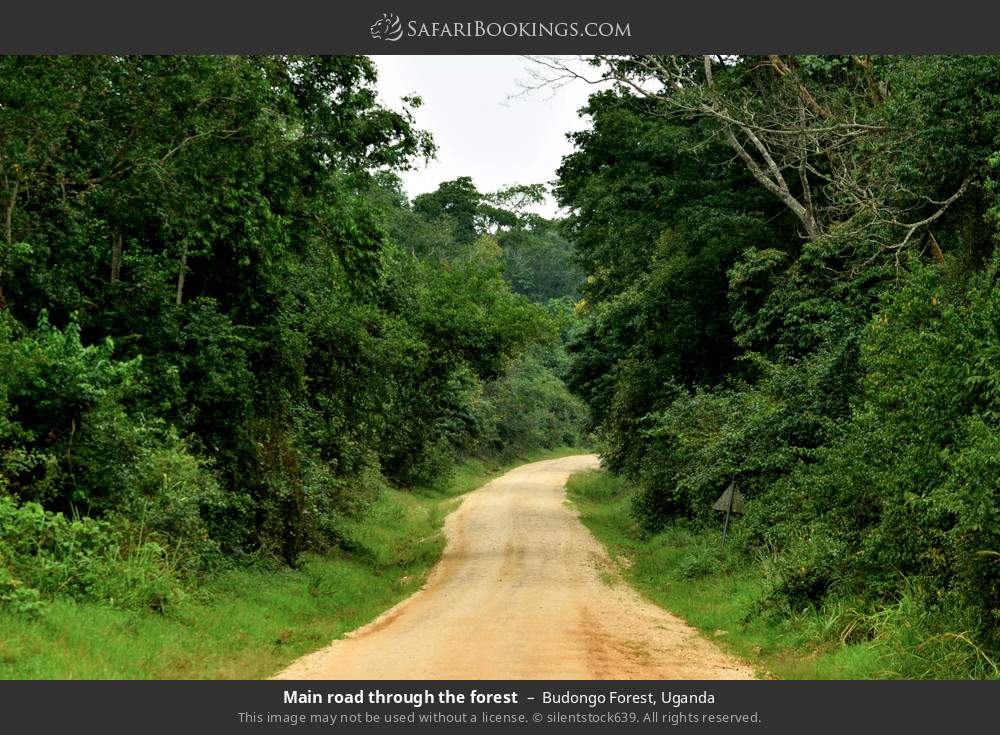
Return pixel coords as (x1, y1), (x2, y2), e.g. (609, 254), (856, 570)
(372, 55), (601, 217)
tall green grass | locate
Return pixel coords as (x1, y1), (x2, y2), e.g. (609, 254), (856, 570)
(0, 447), (585, 679)
(565, 468), (999, 680)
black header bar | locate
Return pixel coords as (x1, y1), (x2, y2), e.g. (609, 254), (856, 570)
(1, 1), (998, 54)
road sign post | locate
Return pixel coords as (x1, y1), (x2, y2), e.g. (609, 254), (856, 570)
(713, 481), (745, 549)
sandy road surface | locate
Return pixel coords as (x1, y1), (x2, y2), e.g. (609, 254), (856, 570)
(275, 455), (753, 679)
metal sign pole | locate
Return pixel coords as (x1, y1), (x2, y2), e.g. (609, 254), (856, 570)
(721, 485), (733, 549)
(713, 480), (744, 550)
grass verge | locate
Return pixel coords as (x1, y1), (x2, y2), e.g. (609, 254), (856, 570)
(0, 447), (587, 679)
(565, 468), (918, 680)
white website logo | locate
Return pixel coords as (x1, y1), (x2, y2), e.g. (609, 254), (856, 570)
(370, 13), (404, 42)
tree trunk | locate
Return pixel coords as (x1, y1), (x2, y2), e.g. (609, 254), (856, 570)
(0, 180), (16, 310)
(927, 230), (945, 265)
(175, 243), (188, 306)
(704, 56), (819, 239)
(4, 179), (18, 246)
(110, 231), (123, 283)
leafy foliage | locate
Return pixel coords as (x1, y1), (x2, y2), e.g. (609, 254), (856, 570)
(0, 56), (588, 617)
(559, 55), (1000, 675)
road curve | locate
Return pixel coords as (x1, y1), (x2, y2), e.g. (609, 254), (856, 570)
(275, 454), (753, 680)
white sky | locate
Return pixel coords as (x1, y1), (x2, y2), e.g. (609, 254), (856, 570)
(372, 55), (602, 217)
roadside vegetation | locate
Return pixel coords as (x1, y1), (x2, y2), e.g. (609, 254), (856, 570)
(1, 447), (583, 679)
(0, 56), (588, 677)
(569, 470), (1000, 679)
(556, 55), (1000, 679)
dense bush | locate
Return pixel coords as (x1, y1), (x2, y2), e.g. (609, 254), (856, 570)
(0, 496), (184, 615)
(750, 264), (1000, 631)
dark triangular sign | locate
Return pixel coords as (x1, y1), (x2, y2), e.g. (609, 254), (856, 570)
(713, 481), (746, 515)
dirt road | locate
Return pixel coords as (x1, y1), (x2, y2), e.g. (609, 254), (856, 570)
(275, 455), (753, 679)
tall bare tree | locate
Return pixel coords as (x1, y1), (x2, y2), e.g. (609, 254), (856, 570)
(526, 55), (968, 262)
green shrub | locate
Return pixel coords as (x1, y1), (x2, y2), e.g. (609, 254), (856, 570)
(628, 340), (855, 535)
(0, 566), (45, 617)
(744, 262), (1000, 646)
(675, 545), (721, 581)
(0, 496), (184, 614)
(0, 311), (138, 510)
